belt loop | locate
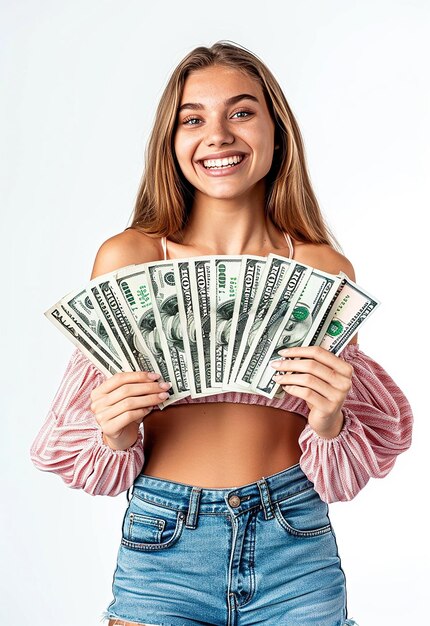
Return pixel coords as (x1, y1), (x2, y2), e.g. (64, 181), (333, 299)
(185, 487), (202, 529)
(257, 477), (275, 520)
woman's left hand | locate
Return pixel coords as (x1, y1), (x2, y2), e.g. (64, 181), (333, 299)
(270, 345), (354, 439)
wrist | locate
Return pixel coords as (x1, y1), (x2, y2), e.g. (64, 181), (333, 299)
(102, 426), (139, 451)
(310, 410), (345, 440)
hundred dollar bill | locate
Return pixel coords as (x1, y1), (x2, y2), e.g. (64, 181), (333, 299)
(237, 262), (312, 387)
(317, 274), (380, 355)
(97, 278), (156, 374)
(303, 276), (345, 347)
(229, 254), (293, 387)
(210, 256), (243, 388)
(60, 286), (123, 371)
(115, 265), (175, 406)
(222, 255), (266, 391)
(145, 261), (191, 398)
(60, 300), (124, 373)
(88, 279), (137, 372)
(174, 260), (208, 397)
(253, 269), (342, 397)
(190, 257), (213, 393)
(45, 304), (118, 377)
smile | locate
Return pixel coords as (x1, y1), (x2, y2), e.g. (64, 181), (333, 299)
(197, 154), (248, 177)
(202, 155), (244, 169)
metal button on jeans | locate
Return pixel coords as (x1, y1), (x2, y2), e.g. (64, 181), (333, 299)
(228, 495), (241, 508)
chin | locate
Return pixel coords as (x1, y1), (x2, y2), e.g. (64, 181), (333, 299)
(199, 185), (253, 201)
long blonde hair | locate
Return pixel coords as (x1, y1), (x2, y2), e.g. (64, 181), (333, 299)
(130, 40), (339, 249)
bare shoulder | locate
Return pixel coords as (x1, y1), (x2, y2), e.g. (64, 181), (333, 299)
(90, 229), (162, 279)
(293, 241), (356, 281)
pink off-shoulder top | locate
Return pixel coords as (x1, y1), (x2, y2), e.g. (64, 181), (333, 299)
(29, 344), (413, 503)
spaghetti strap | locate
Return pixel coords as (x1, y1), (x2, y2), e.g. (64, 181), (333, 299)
(161, 236), (168, 260)
(282, 231), (294, 259)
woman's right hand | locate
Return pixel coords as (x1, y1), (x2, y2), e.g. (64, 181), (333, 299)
(90, 371), (172, 450)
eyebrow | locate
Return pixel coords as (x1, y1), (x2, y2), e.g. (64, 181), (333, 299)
(178, 93), (259, 113)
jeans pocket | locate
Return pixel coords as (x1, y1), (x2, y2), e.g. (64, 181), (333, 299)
(121, 493), (186, 551)
(273, 486), (332, 538)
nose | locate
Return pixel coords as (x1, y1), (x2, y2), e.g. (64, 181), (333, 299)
(204, 115), (235, 147)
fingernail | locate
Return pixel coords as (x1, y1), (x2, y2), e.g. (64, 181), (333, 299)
(148, 371), (161, 380)
(278, 349), (290, 356)
(272, 374), (282, 380)
(158, 391), (170, 400)
(159, 381), (172, 390)
(270, 360), (282, 367)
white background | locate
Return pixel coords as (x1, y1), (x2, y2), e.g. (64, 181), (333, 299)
(1, 1), (428, 624)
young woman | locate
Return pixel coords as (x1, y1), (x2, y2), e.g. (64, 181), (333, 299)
(30, 41), (413, 626)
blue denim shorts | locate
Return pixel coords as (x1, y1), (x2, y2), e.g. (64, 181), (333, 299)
(101, 463), (358, 626)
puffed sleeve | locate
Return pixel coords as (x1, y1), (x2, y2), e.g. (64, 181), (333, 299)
(29, 349), (145, 496)
(297, 344), (413, 503)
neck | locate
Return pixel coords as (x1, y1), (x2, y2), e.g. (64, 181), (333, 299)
(180, 186), (284, 256)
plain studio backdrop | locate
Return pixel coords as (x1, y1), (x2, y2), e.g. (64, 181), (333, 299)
(1, 1), (428, 624)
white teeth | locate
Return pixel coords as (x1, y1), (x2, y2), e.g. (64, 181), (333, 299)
(202, 155), (243, 169)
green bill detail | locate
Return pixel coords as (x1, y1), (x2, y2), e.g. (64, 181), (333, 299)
(327, 319), (343, 336)
(292, 306), (310, 321)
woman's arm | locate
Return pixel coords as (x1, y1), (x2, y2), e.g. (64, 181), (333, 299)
(273, 343), (413, 503)
(271, 245), (413, 502)
(29, 349), (146, 496)
(30, 230), (169, 496)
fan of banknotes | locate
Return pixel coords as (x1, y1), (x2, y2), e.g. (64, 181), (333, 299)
(45, 253), (379, 408)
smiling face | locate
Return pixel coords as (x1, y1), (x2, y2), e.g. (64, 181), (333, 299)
(173, 65), (276, 203)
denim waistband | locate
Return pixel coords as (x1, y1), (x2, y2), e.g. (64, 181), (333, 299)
(131, 464), (314, 528)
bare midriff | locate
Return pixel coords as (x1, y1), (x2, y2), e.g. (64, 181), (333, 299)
(142, 402), (307, 488)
